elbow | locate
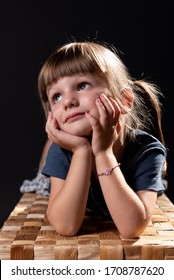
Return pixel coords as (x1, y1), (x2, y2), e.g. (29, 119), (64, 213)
(120, 230), (141, 239)
(55, 225), (79, 237)
(46, 209), (80, 237)
(117, 211), (151, 239)
(117, 219), (150, 239)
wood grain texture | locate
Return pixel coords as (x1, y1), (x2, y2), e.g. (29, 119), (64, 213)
(1, 193), (174, 260)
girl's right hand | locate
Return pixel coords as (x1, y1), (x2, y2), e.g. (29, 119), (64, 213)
(45, 112), (91, 152)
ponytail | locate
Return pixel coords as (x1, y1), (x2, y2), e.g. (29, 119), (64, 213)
(132, 80), (167, 176)
(133, 80), (165, 146)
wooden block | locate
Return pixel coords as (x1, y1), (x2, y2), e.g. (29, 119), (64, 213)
(123, 244), (142, 260)
(11, 245), (34, 260)
(77, 238), (100, 260)
(164, 247), (174, 260)
(100, 240), (123, 259)
(142, 245), (164, 260)
(55, 239), (78, 260)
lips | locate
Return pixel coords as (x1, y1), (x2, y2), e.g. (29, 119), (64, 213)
(64, 112), (86, 123)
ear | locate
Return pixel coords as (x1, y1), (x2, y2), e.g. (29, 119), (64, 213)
(121, 87), (134, 114)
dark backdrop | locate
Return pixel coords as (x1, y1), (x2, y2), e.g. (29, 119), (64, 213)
(0, 1), (173, 228)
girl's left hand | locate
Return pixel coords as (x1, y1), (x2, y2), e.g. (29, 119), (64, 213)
(85, 93), (121, 156)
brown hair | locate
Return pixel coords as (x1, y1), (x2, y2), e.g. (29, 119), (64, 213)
(38, 41), (165, 146)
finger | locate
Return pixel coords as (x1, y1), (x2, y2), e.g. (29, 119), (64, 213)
(47, 134), (55, 142)
(46, 112), (59, 132)
(85, 112), (101, 132)
(100, 94), (115, 117)
(45, 111), (53, 132)
(45, 118), (54, 136)
(95, 97), (111, 126)
(109, 97), (121, 124)
(116, 118), (122, 135)
(46, 115), (59, 141)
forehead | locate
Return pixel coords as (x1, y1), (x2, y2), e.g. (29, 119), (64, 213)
(46, 73), (107, 94)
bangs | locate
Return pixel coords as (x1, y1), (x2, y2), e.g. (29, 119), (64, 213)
(39, 43), (107, 100)
(46, 47), (100, 82)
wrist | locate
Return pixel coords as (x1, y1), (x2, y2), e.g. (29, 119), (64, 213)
(73, 145), (92, 155)
(95, 150), (120, 174)
(96, 163), (121, 177)
(94, 149), (115, 161)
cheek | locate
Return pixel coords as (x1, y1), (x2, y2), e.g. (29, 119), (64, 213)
(52, 110), (59, 119)
(83, 96), (99, 115)
(88, 101), (100, 119)
(52, 109), (62, 125)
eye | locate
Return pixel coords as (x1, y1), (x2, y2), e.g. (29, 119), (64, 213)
(77, 82), (90, 91)
(51, 93), (62, 104)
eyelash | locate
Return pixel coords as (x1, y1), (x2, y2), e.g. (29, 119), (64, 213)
(50, 82), (91, 104)
(77, 82), (88, 91)
(51, 93), (62, 104)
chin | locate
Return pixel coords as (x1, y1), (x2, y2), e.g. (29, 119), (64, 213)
(74, 130), (92, 137)
(68, 127), (92, 137)
(62, 122), (92, 137)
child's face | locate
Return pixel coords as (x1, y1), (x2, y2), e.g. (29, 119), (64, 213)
(47, 73), (108, 137)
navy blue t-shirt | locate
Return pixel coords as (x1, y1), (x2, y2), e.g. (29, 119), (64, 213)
(42, 130), (167, 218)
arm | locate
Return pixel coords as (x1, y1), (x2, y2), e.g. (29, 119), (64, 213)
(47, 147), (92, 236)
(86, 93), (158, 238)
(95, 151), (157, 238)
(45, 112), (92, 236)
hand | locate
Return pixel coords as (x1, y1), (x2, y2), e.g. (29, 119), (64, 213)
(46, 112), (91, 152)
(85, 94), (121, 156)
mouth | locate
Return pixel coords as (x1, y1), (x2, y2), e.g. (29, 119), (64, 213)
(64, 112), (86, 123)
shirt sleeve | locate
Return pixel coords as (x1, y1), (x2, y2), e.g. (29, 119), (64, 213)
(42, 143), (72, 179)
(133, 149), (166, 193)
(121, 131), (167, 195)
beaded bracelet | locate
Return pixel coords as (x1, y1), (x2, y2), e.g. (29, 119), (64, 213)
(97, 163), (121, 177)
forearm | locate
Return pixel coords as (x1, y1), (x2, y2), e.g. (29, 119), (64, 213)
(47, 147), (92, 236)
(95, 152), (150, 238)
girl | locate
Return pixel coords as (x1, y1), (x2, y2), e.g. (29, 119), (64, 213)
(38, 41), (167, 238)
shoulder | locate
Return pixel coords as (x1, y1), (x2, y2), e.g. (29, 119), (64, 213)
(42, 143), (72, 178)
(122, 130), (167, 193)
(48, 143), (72, 160)
(122, 129), (167, 169)
(126, 130), (167, 156)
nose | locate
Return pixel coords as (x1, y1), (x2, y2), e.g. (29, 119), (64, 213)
(63, 92), (79, 110)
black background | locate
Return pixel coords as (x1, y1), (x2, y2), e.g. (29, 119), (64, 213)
(0, 1), (173, 228)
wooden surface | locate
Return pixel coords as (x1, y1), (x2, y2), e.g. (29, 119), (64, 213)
(1, 193), (174, 260)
